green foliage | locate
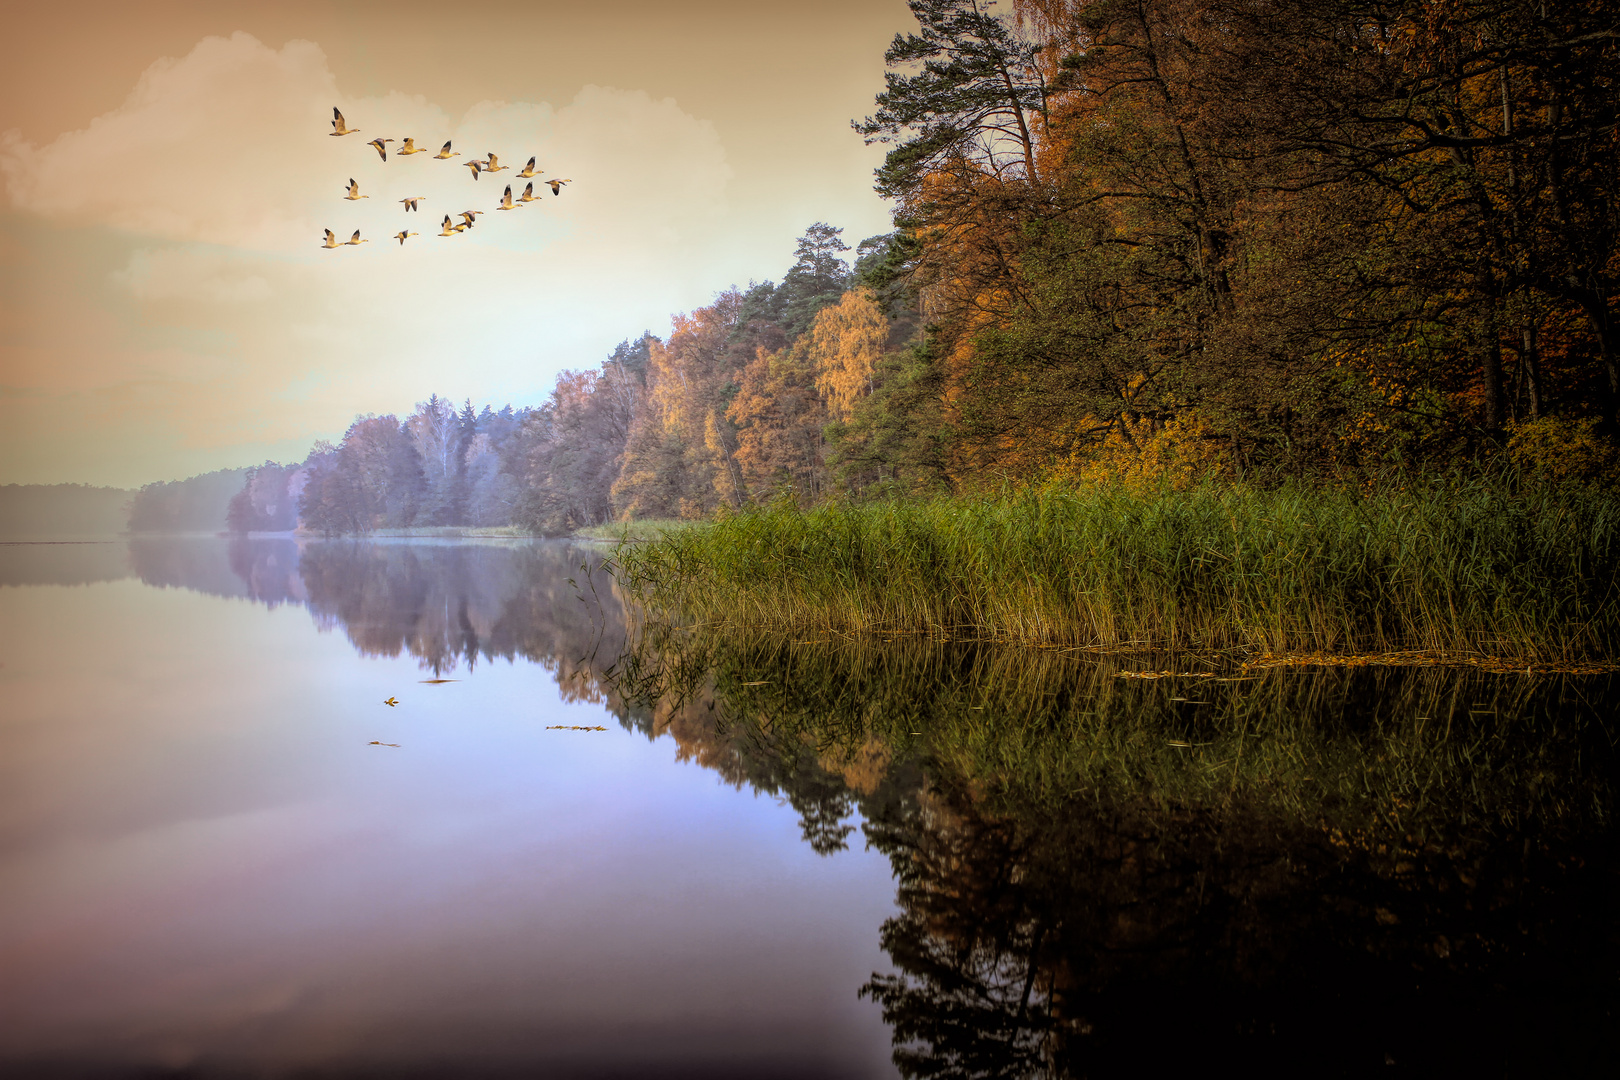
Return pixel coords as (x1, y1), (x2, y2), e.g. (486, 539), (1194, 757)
(779, 222), (853, 340)
(827, 339), (952, 496)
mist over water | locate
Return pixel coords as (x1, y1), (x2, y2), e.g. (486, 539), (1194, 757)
(0, 539), (1614, 1076)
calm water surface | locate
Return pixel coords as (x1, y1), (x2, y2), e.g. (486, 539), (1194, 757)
(1, 539), (896, 1078)
(1, 538), (1614, 1077)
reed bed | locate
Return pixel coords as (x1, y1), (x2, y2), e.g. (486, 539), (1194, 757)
(611, 479), (1620, 661)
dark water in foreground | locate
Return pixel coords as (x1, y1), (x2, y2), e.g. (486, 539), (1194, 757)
(0, 538), (1614, 1078)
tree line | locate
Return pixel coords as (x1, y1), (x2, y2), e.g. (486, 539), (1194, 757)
(197, 0), (1616, 536)
(216, 222), (905, 535)
(847, 0), (1619, 485)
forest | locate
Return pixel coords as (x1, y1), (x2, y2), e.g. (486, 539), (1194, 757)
(120, 0), (1616, 538)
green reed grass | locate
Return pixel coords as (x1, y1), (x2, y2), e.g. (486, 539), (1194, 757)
(611, 478), (1620, 661)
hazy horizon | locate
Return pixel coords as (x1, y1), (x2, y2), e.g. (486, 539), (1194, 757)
(0, 0), (910, 488)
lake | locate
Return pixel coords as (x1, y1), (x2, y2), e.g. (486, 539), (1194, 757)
(1, 538), (1614, 1077)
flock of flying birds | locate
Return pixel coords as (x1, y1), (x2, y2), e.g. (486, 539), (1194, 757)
(320, 106), (572, 249)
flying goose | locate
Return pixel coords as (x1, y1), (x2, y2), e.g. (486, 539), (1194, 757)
(344, 178), (368, 200)
(366, 137), (393, 161)
(465, 160), (483, 180)
(516, 156), (541, 178)
(320, 229), (341, 248)
(343, 230), (368, 245)
(399, 196), (426, 211)
(330, 107), (358, 136)
(545, 178), (572, 195)
(432, 141), (460, 160)
(396, 138), (426, 155)
(517, 181), (540, 203)
(458, 210), (484, 228)
(482, 153), (509, 174)
(383, 696), (398, 706)
(393, 230), (417, 245)
(438, 215), (460, 236)
(496, 184), (520, 210)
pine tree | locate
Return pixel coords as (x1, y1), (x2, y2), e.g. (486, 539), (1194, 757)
(854, 0), (1049, 199)
(780, 223), (852, 340)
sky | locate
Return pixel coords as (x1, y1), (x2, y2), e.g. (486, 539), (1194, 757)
(0, 0), (912, 488)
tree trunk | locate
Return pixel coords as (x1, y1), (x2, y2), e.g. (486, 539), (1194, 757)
(1520, 323), (1543, 420)
(1483, 340), (1505, 434)
(1574, 290), (1620, 430)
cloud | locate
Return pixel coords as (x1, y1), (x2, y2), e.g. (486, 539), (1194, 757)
(1, 34), (340, 248)
(113, 248), (273, 303)
(0, 34), (731, 257)
(0, 33), (746, 484)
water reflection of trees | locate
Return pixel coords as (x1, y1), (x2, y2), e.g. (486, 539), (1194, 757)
(129, 537), (629, 701)
(64, 539), (1620, 1072)
(614, 630), (1619, 1076)
(294, 540), (624, 684)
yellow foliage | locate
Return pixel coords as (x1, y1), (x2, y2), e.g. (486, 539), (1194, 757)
(1048, 412), (1227, 489)
(1504, 416), (1620, 486)
(704, 410), (744, 510)
(807, 291), (887, 422)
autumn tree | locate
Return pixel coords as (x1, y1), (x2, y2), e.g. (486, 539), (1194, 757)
(729, 339), (829, 502)
(407, 395), (461, 524)
(127, 468), (251, 533)
(613, 295), (755, 518)
(226, 462), (304, 533)
(809, 290), (894, 423)
(515, 339), (650, 534)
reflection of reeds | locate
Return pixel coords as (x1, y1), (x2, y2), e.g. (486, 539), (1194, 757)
(608, 624), (1618, 1073)
(610, 626), (1617, 844)
(611, 480), (1620, 661)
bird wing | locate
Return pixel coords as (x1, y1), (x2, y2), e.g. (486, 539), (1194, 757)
(488, 153), (499, 168)
(351, 230), (361, 242)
